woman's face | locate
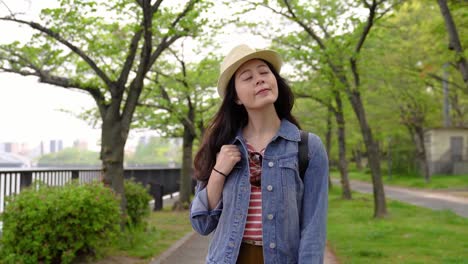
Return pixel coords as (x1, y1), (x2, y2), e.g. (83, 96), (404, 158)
(234, 59), (278, 110)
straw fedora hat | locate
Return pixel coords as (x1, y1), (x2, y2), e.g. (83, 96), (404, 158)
(217, 44), (283, 98)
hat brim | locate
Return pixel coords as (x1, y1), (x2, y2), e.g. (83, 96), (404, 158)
(217, 50), (282, 98)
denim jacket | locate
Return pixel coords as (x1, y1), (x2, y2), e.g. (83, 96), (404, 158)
(190, 119), (329, 264)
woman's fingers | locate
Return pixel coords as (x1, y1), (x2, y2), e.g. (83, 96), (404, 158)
(221, 145), (241, 160)
(215, 145), (242, 174)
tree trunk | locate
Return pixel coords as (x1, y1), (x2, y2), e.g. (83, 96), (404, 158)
(334, 94), (352, 199)
(387, 137), (393, 180)
(437, 0), (468, 90)
(353, 148), (364, 171)
(325, 108), (333, 189)
(347, 90), (387, 217)
(412, 126), (430, 183)
(173, 125), (195, 210)
(100, 116), (127, 224)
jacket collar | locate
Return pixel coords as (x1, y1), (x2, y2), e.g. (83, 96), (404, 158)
(231, 118), (300, 144)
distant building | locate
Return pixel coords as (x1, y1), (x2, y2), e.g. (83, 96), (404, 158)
(424, 127), (468, 175)
(2, 142), (19, 153)
(50, 140), (56, 153)
(49, 139), (63, 153)
(0, 142), (30, 156)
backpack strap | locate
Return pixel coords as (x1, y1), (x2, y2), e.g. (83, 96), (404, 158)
(298, 130), (309, 181)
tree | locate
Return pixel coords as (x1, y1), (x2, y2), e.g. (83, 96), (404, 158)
(125, 136), (181, 167)
(37, 147), (100, 167)
(361, 0), (467, 180)
(134, 50), (219, 209)
(236, 0), (403, 217)
(0, 0), (208, 217)
(437, 0), (468, 91)
(294, 74), (353, 199)
(361, 1), (440, 181)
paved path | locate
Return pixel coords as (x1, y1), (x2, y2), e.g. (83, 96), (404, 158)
(152, 231), (339, 264)
(335, 179), (468, 218)
(153, 195), (340, 263)
(151, 232), (209, 264)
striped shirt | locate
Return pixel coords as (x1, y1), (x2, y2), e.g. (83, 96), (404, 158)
(243, 142), (264, 241)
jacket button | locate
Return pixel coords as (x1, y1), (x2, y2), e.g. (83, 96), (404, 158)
(268, 161), (274, 167)
(267, 214), (274, 220)
(229, 242), (235, 248)
(269, 242), (276, 249)
(267, 185), (273, 191)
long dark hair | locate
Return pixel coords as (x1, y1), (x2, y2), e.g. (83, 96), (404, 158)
(193, 60), (300, 184)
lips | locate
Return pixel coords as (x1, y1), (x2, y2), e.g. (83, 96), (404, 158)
(255, 88), (271, 95)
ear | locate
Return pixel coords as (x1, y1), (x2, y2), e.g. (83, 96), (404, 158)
(235, 99), (243, 105)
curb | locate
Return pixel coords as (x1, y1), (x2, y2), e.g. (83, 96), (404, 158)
(150, 230), (197, 264)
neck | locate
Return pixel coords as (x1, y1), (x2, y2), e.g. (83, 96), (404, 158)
(243, 105), (281, 143)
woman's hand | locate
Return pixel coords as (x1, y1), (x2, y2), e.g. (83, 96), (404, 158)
(213, 145), (241, 177)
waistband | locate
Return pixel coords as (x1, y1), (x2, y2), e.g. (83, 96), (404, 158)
(242, 239), (263, 246)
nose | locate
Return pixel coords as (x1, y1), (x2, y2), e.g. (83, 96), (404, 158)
(255, 75), (265, 86)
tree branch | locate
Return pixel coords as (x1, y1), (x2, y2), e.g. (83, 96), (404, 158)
(117, 29), (143, 90)
(437, 0), (468, 89)
(0, 65), (107, 114)
(0, 0), (15, 17)
(350, 0), (378, 89)
(0, 17), (115, 89)
(148, 0), (199, 67)
(151, 0), (164, 14)
(281, 0), (327, 50)
(428, 73), (465, 90)
(122, 0), (154, 127)
(295, 91), (338, 115)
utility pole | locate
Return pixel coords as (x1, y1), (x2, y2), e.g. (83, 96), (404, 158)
(442, 62), (451, 127)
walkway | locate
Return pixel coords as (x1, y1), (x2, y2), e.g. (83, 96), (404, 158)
(151, 232), (339, 264)
(338, 179), (468, 218)
(153, 195), (340, 264)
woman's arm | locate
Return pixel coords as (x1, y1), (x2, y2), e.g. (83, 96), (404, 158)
(298, 134), (329, 263)
(190, 144), (241, 235)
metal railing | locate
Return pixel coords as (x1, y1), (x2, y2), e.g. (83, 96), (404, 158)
(0, 167), (181, 213)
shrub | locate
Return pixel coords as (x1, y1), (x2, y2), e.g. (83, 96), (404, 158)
(0, 181), (120, 264)
(124, 179), (152, 227)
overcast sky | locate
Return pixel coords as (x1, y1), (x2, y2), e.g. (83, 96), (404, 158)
(0, 0), (102, 150)
(0, 1), (272, 152)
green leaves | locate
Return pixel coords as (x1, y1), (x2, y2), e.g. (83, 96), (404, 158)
(37, 147), (100, 166)
(124, 179), (152, 226)
(0, 181), (120, 263)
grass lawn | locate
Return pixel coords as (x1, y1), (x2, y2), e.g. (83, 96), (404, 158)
(333, 170), (468, 190)
(327, 187), (468, 264)
(99, 207), (193, 262)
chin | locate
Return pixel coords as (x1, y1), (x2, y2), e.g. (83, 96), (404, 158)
(249, 97), (277, 110)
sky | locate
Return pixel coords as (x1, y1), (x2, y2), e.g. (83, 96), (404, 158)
(0, 0), (271, 152)
(0, 0), (102, 150)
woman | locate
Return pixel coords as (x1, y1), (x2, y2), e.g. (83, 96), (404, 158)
(190, 44), (329, 264)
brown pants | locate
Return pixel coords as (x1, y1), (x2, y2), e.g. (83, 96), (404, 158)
(236, 243), (264, 264)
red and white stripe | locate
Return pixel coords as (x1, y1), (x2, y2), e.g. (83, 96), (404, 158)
(243, 143), (264, 241)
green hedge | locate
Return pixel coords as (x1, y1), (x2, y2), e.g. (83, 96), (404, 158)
(124, 179), (152, 226)
(0, 181), (120, 264)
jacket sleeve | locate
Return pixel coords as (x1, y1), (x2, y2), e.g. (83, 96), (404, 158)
(298, 134), (329, 264)
(190, 181), (223, 236)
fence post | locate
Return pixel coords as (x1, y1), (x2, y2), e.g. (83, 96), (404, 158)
(19, 171), (33, 191)
(71, 170), (79, 181)
(149, 183), (163, 211)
